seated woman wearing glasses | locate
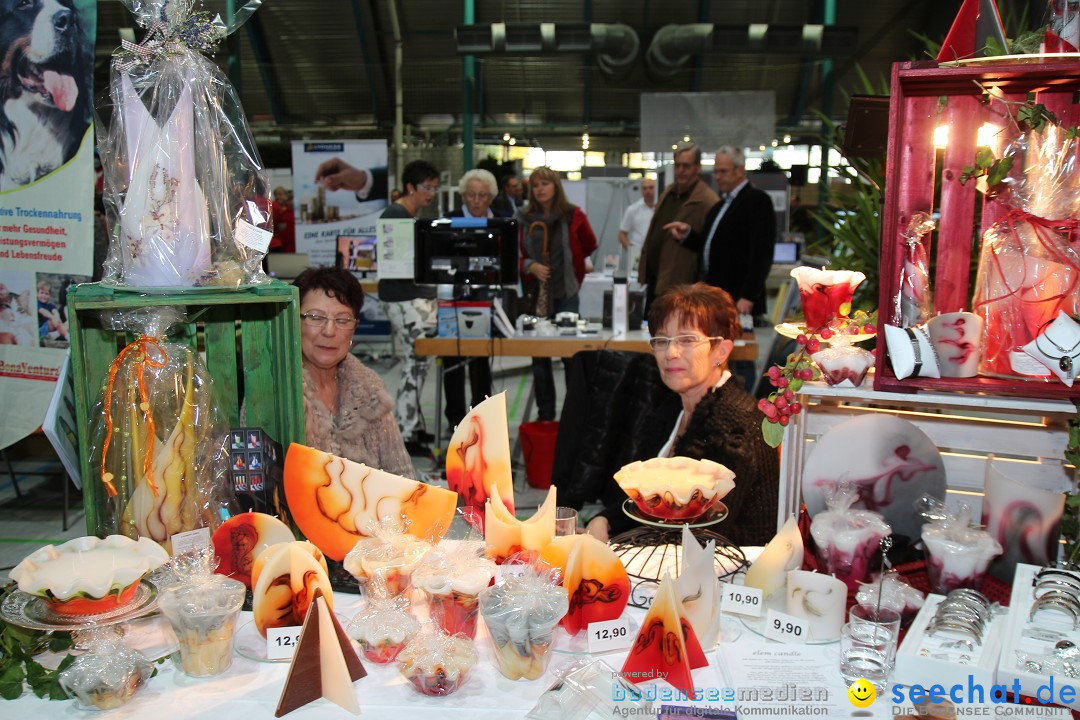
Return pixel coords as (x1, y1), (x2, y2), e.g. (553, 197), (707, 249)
(295, 267), (414, 478)
(584, 283), (778, 545)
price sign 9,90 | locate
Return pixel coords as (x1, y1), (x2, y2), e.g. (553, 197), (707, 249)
(764, 609), (808, 644)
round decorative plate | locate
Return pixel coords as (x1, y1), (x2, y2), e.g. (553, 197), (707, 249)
(1, 579), (159, 632)
(621, 499), (728, 529)
(775, 322), (875, 344)
(234, 616), (358, 663)
(801, 414), (946, 541)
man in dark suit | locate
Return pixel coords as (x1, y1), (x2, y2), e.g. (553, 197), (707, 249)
(490, 173), (523, 217)
(664, 146), (776, 318)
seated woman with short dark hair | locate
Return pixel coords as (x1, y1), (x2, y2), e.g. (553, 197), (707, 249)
(294, 267), (414, 478)
(583, 283), (779, 546)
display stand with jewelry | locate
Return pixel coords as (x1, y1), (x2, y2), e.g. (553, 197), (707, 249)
(1000, 563), (1080, 709)
(1023, 311), (1080, 387)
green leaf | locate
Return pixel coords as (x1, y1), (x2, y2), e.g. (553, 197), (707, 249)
(790, 379), (803, 392)
(984, 35), (1007, 57)
(46, 634), (72, 654)
(761, 418), (784, 448)
(0, 662), (24, 700)
(987, 155), (1015, 187)
(975, 146), (996, 166)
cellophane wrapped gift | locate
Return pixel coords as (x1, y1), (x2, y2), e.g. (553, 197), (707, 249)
(479, 561), (568, 681)
(855, 571), (925, 626)
(88, 307), (235, 551)
(342, 516), (433, 597)
(413, 539), (495, 639)
(972, 123), (1080, 380)
(157, 547), (245, 677)
(892, 211), (936, 327)
(397, 626), (478, 696)
(97, 0), (271, 289)
(58, 626), (154, 711)
(810, 484), (891, 592)
(346, 595), (419, 664)
(917, 495), (1002, 595)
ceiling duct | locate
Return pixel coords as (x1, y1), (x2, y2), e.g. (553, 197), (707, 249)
(646, 24), (859, 76)
(455, 23), (639, 77)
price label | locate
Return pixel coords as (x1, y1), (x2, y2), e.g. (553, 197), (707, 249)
(266, 626), (303, 660)
(764, 609), (809, 644)
(721, 583), (763, 617)
(495, 565), (528, 585)
(586, 617), (633, 654)
(169, 527), (211, 556)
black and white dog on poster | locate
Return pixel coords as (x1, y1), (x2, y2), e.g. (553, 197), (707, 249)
(0, 0), (92, 191)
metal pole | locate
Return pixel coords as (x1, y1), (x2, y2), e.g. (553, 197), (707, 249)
(817, 0), (836, 234)
(463, 0), (476, 171)
(388, 0), (405, 183)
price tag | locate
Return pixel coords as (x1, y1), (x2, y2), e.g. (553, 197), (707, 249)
(721, 583), (763, 617)
(169, 527), (211, 556)
(495, 565), (527, 585)
(764, 609), (809, 644)
(266, 626), (303, 660)
(586, 617), (633, 654)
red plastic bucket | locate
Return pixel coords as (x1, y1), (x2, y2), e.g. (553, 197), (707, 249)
(519, 420), (559, 489)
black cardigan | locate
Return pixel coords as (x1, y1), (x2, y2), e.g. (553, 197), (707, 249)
(552, 350), (780, 547)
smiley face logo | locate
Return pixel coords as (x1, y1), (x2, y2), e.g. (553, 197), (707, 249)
(847, 679), (876, 708)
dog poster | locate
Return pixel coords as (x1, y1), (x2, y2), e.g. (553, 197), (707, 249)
(292, 140), (388, 267)
(0, 0), (96, 450)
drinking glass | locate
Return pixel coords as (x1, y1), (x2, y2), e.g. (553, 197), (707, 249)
(848, 605), (901, 668)
(839, 623), (891, 694)
(555, 507), (579, 536)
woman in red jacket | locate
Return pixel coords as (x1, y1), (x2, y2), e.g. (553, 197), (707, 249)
(519, 166), (598, 420)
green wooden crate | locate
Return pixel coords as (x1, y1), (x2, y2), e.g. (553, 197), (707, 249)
(67, 281), (304, 536)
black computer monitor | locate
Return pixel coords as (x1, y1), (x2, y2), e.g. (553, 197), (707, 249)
(414, 217), (519, 286)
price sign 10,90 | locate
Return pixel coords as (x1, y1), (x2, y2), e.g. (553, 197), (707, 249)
(764, 610), (808, 644)
(266, 626), (303, 660)
(721, 583), (763, 617)
(587, 618), (633, 654)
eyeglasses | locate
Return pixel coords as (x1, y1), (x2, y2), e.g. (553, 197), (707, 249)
(648, 334), (723, 352)
(301, 312), (358, 330)
(417, 183), (439, 193)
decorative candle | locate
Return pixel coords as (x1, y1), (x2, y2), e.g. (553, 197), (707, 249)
(744, 516), (803, 599)
(786, 570), (847, 642)
(484, 483), (556, 563)
(790, 267), (866, 329)
(810, 485), (891, 592)
(921, 503), (1002, 595)
(928, 312), (983, 378)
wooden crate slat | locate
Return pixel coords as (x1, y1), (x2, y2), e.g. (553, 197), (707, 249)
(240, 305), (277, 439)
(204, 312), (240, 428)
(936, 95), (981, 313)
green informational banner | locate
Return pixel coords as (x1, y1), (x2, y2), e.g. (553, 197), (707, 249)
(0, 0), (97, 449)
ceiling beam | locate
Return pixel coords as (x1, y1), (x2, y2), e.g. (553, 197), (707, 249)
(244, 13), (285, 125)
(349, 0), (383, 122)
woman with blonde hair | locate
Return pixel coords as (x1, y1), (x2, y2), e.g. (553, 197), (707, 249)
(519, 167), (598, 420)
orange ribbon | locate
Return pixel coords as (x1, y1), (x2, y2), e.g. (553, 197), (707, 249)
(100, 335), (169, 498)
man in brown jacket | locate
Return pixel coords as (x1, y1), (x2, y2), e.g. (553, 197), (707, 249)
(637, 143), (719, 311)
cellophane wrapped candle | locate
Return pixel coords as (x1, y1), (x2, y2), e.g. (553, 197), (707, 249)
(479, 562), (568, 681)
(412, 539), (495, 639)
(855, 571), (925, 626)
(97, 0), (272, 288)
(893, 211), (936, 327)
(157, 547), (245, 677)
(972, 123), (1080, 379)
(811, 345), (875, 387)
(918, 496), (1002, 595)
(343, 516), (432, 597)
(397, 627), (478, 696)
(345, 595), (419, 664)
(810, 484), (891, 592)
(59, 626), (154, 711)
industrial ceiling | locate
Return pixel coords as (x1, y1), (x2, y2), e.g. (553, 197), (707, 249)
(92, 0), (978, 163)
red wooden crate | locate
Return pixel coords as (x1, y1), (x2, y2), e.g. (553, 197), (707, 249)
(874, 59), (1080, 399)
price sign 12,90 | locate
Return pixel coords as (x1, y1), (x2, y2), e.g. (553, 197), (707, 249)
(721, 583), (763, 617)
(764, 609), (808, 644)
(587, 617), (633, 654)
(266, 626), (303, 660)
